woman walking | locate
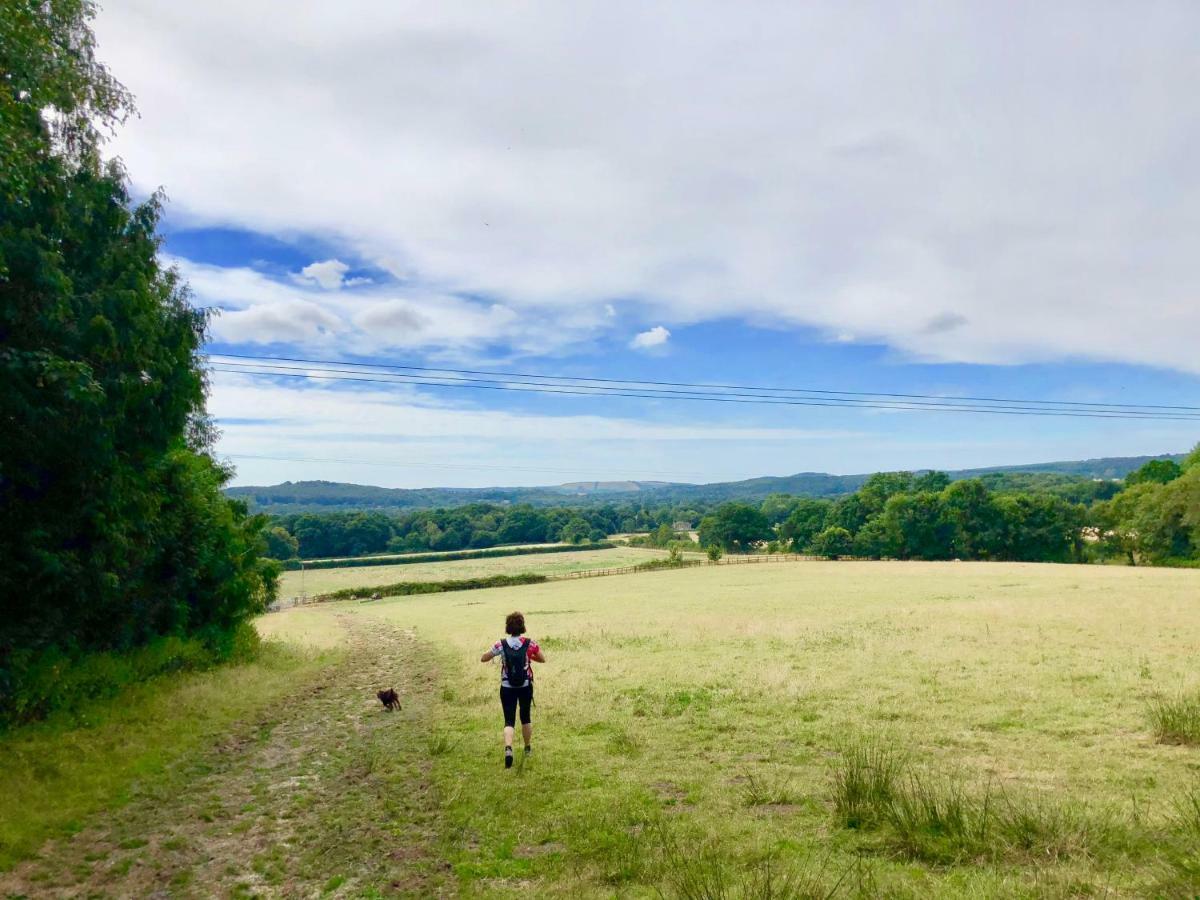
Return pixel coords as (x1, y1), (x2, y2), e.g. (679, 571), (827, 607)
(481, 611), (546, 768)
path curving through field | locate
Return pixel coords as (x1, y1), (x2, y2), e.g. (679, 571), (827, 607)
(0, 616), (448, 898)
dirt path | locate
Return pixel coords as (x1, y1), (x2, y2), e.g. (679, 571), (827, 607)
(0, 615), (450, 898)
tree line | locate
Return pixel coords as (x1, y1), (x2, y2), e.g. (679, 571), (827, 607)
(695, 451), (1199, 565)
(261, 450), (1198, 567)
(1, 1), (276, 724)
(263, 502), (702, 560)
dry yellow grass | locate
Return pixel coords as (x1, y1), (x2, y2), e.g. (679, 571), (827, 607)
(277, 546), (671, 598)
(339, 560), (1200, 896)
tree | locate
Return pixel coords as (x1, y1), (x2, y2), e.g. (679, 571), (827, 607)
(995, 494), (1083, 563)
(698, 503), (772, 553)
(914, 471), (952, 493)
(852, 517), (892, 559)
(778, 498), (829, 551)
(826, 494), (872, 535)
(1098, 468), (1200, 565)
(1, 0), (275, 718)
(560, 516), (591, 544)
(1126, 459), (1183, 486)
(264, 526), (300, 561)
(879, 492), (955, 560)
(498, 506), (551, 544)
(812, 526), (854, 560)
(940, 479), (1004, 559)
(706, 544), (723, 563)
(1183, 443), (1200, 472)
(760, 493), (802, 525)
(858, 472), (916, 514)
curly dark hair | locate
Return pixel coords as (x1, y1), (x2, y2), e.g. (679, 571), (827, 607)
(505, 611), (526, 636)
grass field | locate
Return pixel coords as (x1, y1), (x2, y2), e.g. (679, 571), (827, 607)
(6, 560), (1200, 896)
(357, 560), (1200, 897)
(278, 545), (671, 598)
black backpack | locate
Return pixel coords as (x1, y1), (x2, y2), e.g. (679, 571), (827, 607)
(500, 639), (530, 687)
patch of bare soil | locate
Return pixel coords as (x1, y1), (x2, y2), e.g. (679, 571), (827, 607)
(0, 616), (450, 898)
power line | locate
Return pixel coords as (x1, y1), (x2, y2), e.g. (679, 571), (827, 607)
(210, 359), (1200, 419)
(208, 351), (1200, 413)
(208, 364), (1200, 422)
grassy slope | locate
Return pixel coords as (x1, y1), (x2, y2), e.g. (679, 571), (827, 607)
(278, 546), (671, 598)
(0, 613), (447, 896)
(355, 560), (1200, 896)
(0, 632), (341, 871)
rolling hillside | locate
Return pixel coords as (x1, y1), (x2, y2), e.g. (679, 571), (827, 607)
(224, 453), (1185, 512)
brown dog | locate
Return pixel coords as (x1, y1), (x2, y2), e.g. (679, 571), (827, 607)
(377, 688), (401, 711)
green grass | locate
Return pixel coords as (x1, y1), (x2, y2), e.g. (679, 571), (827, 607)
(0, 639), (334, 870)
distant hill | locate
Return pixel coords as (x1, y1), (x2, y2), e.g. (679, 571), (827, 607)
(225, 452), (1186, 513)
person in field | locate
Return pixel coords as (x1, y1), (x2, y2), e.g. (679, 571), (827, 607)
(480, 611), (546, 768)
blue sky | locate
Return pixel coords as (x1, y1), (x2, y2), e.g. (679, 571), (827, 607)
(95, 3), (1200, 488)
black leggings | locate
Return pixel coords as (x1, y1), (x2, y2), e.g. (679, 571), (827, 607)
(500, 684), (533, 727)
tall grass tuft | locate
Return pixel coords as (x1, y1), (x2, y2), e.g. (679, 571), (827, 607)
(1148, 691), (1200, 745)
(829, 737), (904, 829)
(884, 774), (982, 864)
(741, 772), (797, 808)
(829, 735), (1112, 864)
(1174, 783), (1200, 840)
(657, 838), (839, 900)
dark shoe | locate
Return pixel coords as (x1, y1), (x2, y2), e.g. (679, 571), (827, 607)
(524, 745), (532, 756)
(505, 747), (514, 769)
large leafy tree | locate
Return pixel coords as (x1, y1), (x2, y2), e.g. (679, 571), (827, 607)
(1125, 458), (1183, 486)
(1096, 446), (1200, 565)
(1, 1), (275, 708)
(879, 492), (956, 560)
(940, 479), (1005, 559)
(778, 498), (829, 551)
(698, 502), (773, 553)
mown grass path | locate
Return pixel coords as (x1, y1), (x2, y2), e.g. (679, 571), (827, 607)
(0, 616), (448, 898)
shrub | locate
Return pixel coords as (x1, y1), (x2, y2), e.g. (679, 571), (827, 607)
(284, 542), (615, 570)
(1, 623), (260, 727)
(314, 572), (547, 602)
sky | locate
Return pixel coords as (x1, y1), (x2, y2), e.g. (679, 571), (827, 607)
(91, 1), (1200, 488)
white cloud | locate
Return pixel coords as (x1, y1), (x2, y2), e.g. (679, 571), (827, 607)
(295, 258), (350, 290)
(95, 2), (1200, 373)
(174, 257), (556, 356)
(215, 300), (344, 344)
(630, 326), (670, 350)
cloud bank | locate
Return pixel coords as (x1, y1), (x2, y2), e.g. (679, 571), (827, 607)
(95, 2), (1200, 372)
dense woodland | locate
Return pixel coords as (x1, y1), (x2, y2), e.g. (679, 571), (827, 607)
(0, 2), (276, 723)
(263, 454), (1200, 566)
